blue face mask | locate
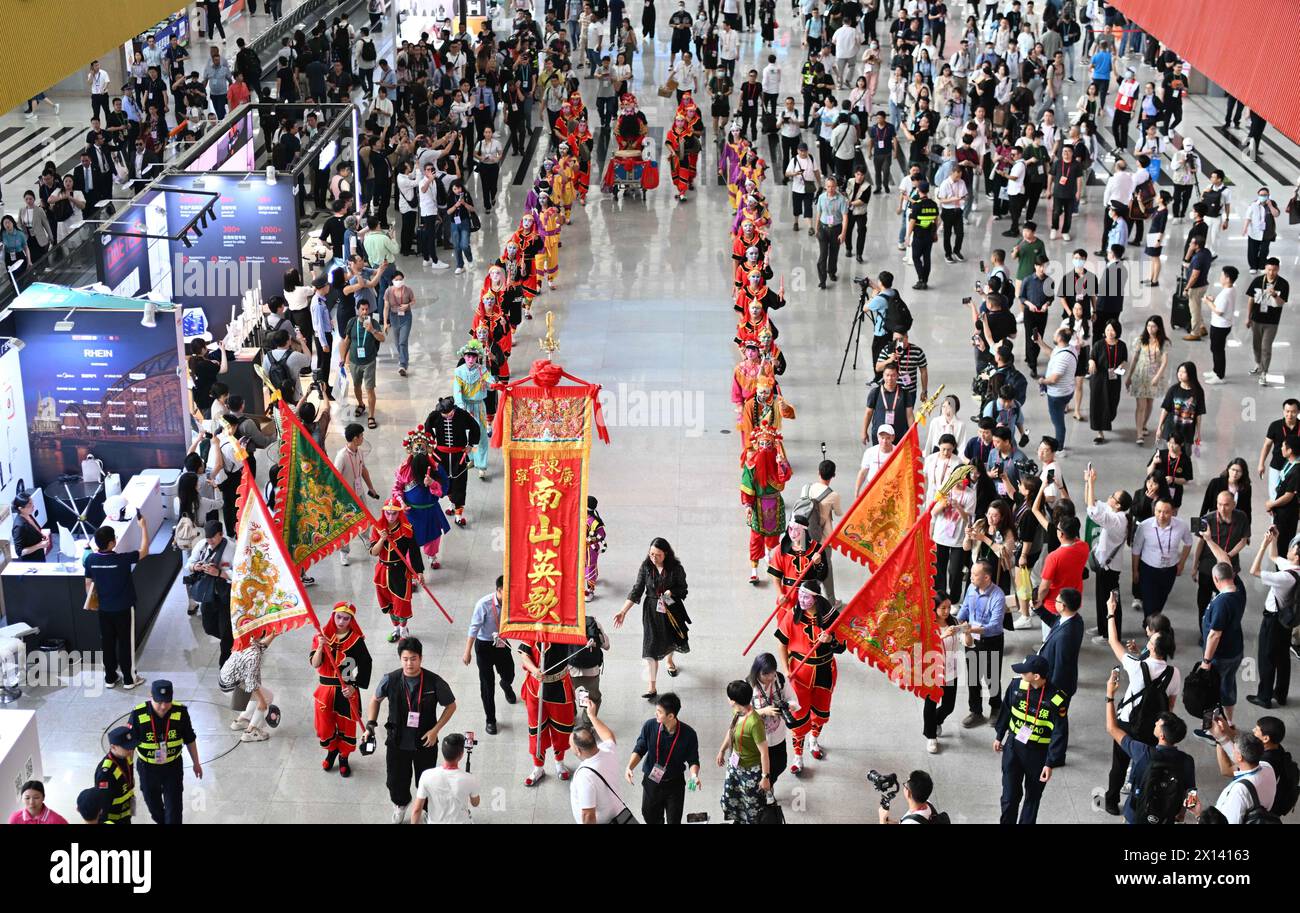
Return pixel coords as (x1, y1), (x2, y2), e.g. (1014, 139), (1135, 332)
(1259, 194), (1269, 202)
(1073, 258), (1084, 270)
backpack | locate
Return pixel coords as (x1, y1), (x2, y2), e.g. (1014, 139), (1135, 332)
(901, 803), (950, 824)
(1276, 569), (1300, 628)
(1269, 750), (1300, 816)
(265, 349), (297, 401)
(1201, 187), (1223, 218)
(173, 515), (203, 551)
(882, 289), (913, 334)
(1181, 661), (1219, 719)
(793, 484), (831, 542)
(1118, 661), (1175, 743)
(362, 40), (377, 63)
(1132, 752), (1187, 825)
(1240, 778), (1283, 824)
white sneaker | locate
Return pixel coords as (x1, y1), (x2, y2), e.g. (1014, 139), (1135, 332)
(1204, 376), (1224, 385)
(122, 676), (146, 690)
(340, 552), (350, 566)
(53, 103), (60, 114)
(430, 261), (450, 270)
(231, 719), (249, 731)
(807, 733), (823, 759)
(790, 753), (804, 775)
(1259, 376), (1269, 386)
(454, 267), (464, 275)
(1062, 232), (1070, 241)
(1049, 229), (1058, 240)
(524, 766), (546, 787)
(926, 738), (940, 754)
(391, 803), (408, 824)
(240, 726), (270, 742)
(1013, 614), (1036, 630)
(24, 111), (35, 119)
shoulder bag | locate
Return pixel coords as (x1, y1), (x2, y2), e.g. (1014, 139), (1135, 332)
(580, 765), (639, 823)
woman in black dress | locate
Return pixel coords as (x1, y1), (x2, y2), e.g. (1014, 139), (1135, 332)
(1088, 318), (1128, 444)
(1199, 458), (1252, 522)
(11, 493), (50, 562)
(614, 537), (690, 701)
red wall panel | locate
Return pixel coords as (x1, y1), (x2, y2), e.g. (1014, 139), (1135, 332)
(1109, 0), (1300, 143)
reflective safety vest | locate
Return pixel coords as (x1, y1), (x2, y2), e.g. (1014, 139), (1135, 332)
(97, 755), (134, 823)
(912, 199), (939, 230)
(1008, 681), (1067, 748)
(133, 702), (188, 765)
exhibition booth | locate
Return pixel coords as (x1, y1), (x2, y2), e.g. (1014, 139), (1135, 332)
(0, 285), (186, 654)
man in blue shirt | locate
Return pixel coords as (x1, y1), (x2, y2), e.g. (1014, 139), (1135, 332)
(460, 575), (517, 735)
(1090, 43), (1113, 110)
(625, 692), (702, 824)
(84, 524), (147, 689)
(957, 559), (1007, 727)
(1104, 671), (1196, 823)
(1199, 562), (1247, 733)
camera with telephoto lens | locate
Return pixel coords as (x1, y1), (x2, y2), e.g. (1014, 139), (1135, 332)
(893, 340), (907, 357)
(866, 769), (900, 809)
(971, 365), (996, 399)
(1013, 457), (1039, 478)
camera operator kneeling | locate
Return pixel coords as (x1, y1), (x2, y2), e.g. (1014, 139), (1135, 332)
(878, 770), (948, 824)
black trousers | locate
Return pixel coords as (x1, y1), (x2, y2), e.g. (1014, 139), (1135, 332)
(1172, 184), (1193, 219)
(1224, 95), (1244, 127)
(1050, 196), (1074, 234)
(641, 776), (687, 824)
(438, 451), (470, 507)
(385, 743), (440, 807)
(934, 543), (967, 602)
(967, 633), (1004, 714)
(419, 214), (441, 262)
(1024, 184), (1043, 222)
(740, 108), (758, 140)
(816, 223), (841, 284)
(1024, 309), (1049, 373)
(1007, 192), (1026, 232)
(1112, 110), (1132, 150)
(1001, 744), (1048, 824)
(137, 760), (184, 824)
(1105, 720), (1143, 805)
(1247, 237), (1272, 271)
(845, 212), (868, 257)
(1094, 567), (1121, 638)
(923, 684), (958, 738)
(474, 639), (516, 724)
(1137, 562), (1177, 618)
(781, 135), (801, 181)
(99, 609), (134, 684)
(1210, 325), (1230, 378)
(479, 163), (500, 208)
(400, 210), (417, 255)
(872, 153), (891, 191)
(1257, 612), (1292, 704)
(911, 235), (934, 283)
(219, 475), (241, 537)
(941, 208), (964, 258)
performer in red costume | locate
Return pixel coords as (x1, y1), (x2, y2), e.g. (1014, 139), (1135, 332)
(310, 601), (373, 777)
(774, 580), (844, 773)
(370, 500), (424, 643)
(740, 423), (792, 583)
(568, 115), (594, 202)
(767, 517), (828, 604)
(470, 292), (513, 384)
(733, 268), (785, 316)
(510, 214), (544, 305)
(517, 640), (576, 787)
(734, 295), (780, 347)
(664, 113), (698, 202)
(731, 220), (770, 267)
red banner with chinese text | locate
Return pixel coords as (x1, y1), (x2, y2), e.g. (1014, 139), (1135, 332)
(498, 364), (604, 645)
(825, 421), (924, 569)
(830, 505), (944, 702)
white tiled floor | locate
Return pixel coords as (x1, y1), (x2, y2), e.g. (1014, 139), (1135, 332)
(7, 10), (1300, 824)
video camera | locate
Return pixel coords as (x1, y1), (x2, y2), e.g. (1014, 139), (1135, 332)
(866, 769), (900, 809)
(1012, 456), (1040, 478)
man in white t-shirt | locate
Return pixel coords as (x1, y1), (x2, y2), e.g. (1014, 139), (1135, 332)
(831, 21), (860, 88)
(718, 21), (741, 79)
(855, 423), (896, 494)
(570, 702), (626, 824)
(411, 732), (481, 823)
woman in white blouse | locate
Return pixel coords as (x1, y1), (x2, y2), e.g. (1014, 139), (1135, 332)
(925, 394), (965, 454)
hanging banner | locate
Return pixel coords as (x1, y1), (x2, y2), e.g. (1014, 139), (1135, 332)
(274, 399), (374, 571)
(496, 360), (609, 645)
(230, 467), (318, 650)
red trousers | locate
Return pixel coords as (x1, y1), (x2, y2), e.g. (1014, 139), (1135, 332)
(790, 660), (837, 755)
(313, 685), (359, 757)
(749, 531), (779, 564)
(522, 675), (575, 764)
(377, 587), (412, 622)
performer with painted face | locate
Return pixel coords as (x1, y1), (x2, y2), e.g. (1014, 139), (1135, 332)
(774, 579), (844, 773)
(392, 441), (451, 567)
(518, 639), (576, 787)
(734, 295), (780, 347)
(767, 517), (827, 605)
(371, 498), (426, 642)
(585, 495), (608, 599)
(665, 113), (697, 201)
(568, 115), (595, 202)
(535, 192), (562, 290)
(470, 292), (514, 377)
(310, 601), (373, 776)
(734, 267), (785, 316)
(737, 375), (795, 459)
(553, 143), (578, 223)
(453, 340), (494, 480)
(740, 424), (792, 584)
(731, 220), (770, 266)
(423, 395), (482, 527)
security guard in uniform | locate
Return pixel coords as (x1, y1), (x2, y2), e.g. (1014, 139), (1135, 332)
(127, 679), (202, 824)
(95, 726), (139, 824)
(992, 654), (1070, 824)
(906, 180), (941, 290)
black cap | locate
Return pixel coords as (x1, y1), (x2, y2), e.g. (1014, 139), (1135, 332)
(151, 679), (174, 702)
(76, 788), (106, 822)
(107, 726), (139, 749)
(1011, 654), (1049, 677)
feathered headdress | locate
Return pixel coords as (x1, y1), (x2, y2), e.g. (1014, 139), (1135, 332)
(402, 426), (433, 456)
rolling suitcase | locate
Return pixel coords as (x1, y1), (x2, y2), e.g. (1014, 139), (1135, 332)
(1170, 274), (1191, 332)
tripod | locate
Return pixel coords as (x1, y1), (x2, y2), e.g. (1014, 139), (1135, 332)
(836, 278), (871, 385)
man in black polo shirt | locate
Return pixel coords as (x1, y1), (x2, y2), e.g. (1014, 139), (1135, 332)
(1246, 258), (1290, 385)
(84, 523), (147, 690)
(625, 693), (701, 824)
(365, 637), (458, 823)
